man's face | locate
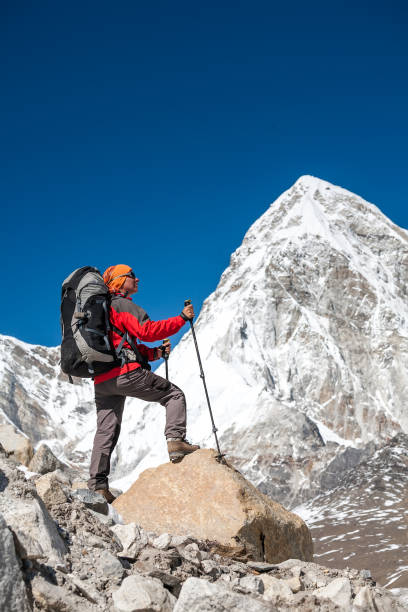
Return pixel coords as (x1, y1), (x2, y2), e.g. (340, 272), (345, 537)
(122, 273), (139, 295)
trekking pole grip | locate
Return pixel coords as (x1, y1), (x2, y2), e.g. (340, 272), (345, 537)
(162, 338), (170, 360)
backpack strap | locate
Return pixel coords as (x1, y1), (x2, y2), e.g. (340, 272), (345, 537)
(111, 324), (150, 369)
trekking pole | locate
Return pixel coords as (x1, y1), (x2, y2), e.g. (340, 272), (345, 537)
(163, 338), (170, 380)
(184, 299), (225, 462)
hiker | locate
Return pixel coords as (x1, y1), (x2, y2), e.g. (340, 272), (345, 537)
(87, 264), (200, 503)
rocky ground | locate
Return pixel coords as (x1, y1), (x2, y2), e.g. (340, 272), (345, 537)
(1, 443), (407, 611)
(295, 434), (408, 589)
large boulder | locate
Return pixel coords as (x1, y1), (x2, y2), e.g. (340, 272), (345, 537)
(0, 449), (67, 568)
(113, 449), (313, 563)
(0, 513), (31, 612)
(0, 423), (34, 466)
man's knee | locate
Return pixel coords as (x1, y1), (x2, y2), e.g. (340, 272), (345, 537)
(163, 384), (186, 404)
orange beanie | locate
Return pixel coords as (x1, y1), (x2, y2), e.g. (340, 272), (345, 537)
(103, 264), (133, 293)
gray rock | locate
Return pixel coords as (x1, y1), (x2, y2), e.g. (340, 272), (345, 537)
(352, 586), (377, 611)
(110, 523), (148, 559)
(390, 588), (408, 609)
(303, 569), (328, 589)
(31, 575), (91, 611)
(229, 562), (248, 575)
(148, 569), (182, 591)
(112, 574), (176, 612)
(0, 424), (34, 466)
(12, 527), (45, 559)
(96, 549), (124, 580)
(262, 576), (293, 603)
(86, 533), (108, 549)
(35, 472), (68, 507)
(0, 486), (67, 567)
(320, 446), (366, 490)
(315, 577), (352, 610)
(66, 573), (102, 605)
(284, 575), (302, 593)
(0, 513), (31, 612)
(28, 443), (67, 474)
(72, 489), (108, 515)
(372, 589), (406, 612)
(246, 561), (278, 572)
(52, 468), (73, 485)
(171, 534), (194, 547)
(360, 569), (372, 579)
(180, 542), (202, 565)
(153, 532), (172, 550)
(237, 575), (265, 594)
(174, 577), (271, 611)
(218, 574), (240, 588)
(201, 559), (221, 578)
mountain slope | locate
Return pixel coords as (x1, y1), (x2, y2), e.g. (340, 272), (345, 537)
(112, 175), (408, 498)
(1, 175), (407, 509)
(295, 433), (408, 588)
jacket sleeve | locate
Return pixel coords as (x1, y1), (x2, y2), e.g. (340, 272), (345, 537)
(110, 299), (186, 342)
(137, 344), (158, 361)
(118, 311), (186, 342)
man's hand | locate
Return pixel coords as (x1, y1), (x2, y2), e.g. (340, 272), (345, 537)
(162, 339), (171, 358)
(181, 304), (195, 320)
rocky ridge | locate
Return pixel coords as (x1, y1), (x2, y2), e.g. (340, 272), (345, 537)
(1, 443), (406, 612)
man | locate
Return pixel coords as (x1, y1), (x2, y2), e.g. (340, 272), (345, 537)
(87, 264), (199, 503)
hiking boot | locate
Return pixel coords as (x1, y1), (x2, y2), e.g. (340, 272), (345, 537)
(167, 438), (200, 463)
(95, 488), (116, 504)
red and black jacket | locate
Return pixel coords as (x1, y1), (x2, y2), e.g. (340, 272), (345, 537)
(94, 293), (186, 384)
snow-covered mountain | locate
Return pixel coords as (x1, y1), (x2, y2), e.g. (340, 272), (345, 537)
(1, 176), (408, 508)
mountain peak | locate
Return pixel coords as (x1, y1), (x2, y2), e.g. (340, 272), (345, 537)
(293, 174), (331, 189)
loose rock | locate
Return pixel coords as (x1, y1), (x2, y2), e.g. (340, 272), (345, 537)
(36, 472), (68, 507)
(112, 574), (176, 612)
(0, 477), (67, 567)
(72, 489), (108, 515)
(95, 550), (124, 581)
(353, 585), (377, 611)
(28, 443), (67, 474)
(315, 576), (352, 610)
(110, 523), (148, 559)
(174, 576), (270, 611)
(181, 542), (202, 565)
(0, 424), (34, 466)
(153, 532), (172, 550)
(0, 513), (31, 612)
(31, 574), (92, 611)
(238, 574), (264, 594)
(262, 575), (293, 603)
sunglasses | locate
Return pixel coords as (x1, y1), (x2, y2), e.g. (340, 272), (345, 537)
(109, 270), (138, 284)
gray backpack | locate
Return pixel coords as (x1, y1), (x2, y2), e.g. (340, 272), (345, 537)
(60, 266), (119, 379)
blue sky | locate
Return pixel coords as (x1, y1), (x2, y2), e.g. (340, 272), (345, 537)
(1, 1), (407, 348)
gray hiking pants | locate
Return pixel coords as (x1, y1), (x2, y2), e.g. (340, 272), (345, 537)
(87, 368), (186, 491)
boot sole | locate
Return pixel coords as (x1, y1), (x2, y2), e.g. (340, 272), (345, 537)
(169, 453), (184, 463)
(169, 449), (199, 463)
